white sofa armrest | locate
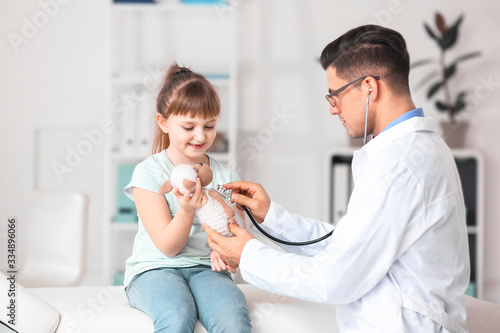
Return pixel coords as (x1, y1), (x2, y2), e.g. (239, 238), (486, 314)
(0, 272), (60, 333)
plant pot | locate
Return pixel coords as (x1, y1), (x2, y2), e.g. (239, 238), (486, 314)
(440, 121), (469, 148)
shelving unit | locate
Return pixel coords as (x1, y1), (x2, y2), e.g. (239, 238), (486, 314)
(103, 0), (239, 284)
(325, 148), (484, 298)
(452, 149), (484, 299)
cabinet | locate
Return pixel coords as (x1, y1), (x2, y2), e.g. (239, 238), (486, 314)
(325, 148), (484, 298)
(103, 1), (239, 284)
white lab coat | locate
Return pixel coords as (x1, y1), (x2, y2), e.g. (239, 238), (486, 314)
(240, 117), (470, 332)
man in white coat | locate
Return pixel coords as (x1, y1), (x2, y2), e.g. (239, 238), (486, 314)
(203, 25), (470, 332)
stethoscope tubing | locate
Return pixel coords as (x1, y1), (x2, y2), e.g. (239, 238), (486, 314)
(242, 205), (334, 246)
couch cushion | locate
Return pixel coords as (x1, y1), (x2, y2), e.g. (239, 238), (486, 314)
(239, 284), (338, 332)
(31, 285), (338, 333)
(0, 272), (60, 333)
(465, 295), (500, 333)
(30, 286), (153, 333)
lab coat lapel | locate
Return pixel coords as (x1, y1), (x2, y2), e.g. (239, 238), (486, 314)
(363, 117), (438, 156)
(351, 116), (437, 192)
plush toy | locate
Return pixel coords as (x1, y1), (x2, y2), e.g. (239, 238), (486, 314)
(159, 163), (245, 237)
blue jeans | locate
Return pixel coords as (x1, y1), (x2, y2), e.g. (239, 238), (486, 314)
(125, 266), (252, 333)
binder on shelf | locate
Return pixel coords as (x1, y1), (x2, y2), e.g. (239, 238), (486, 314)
(331, 163), (351, 225)
(119, 87), (139, 155)
(329, 154), (354, 225)
(181, 0), (228, 4)
(466, 282), (476, 297)
(137, 92), (155, 157)
(112, 270), (125, 286)
(205, 73), (230, 80)
(114, 0), (154, 3)
(115, 163), (138, 223)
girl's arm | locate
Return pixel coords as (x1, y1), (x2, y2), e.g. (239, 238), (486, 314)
(132, 178), (205, 257)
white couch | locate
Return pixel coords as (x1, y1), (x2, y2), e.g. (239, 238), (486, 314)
(1, 277), (339, 333)
(3, 273), (500, 333)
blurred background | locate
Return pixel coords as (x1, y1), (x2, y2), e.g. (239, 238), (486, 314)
(0, 0), (499, 304)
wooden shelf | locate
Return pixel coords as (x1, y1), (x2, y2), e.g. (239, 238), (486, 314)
(110, 222), (139, 231)
(112, 2), (228, 14)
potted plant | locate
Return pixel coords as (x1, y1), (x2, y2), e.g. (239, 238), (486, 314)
(412, 12), (481, 148)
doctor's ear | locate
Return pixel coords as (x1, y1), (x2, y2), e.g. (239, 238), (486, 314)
(364, 76), (380, 99)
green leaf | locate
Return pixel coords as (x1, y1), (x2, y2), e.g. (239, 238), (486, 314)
(435, 100), (449, 112)
(412, 70), (439, 92)
(424, 23), (439, 41)
(439, 15), (463, 50)
(438, 51), (481, 86)
(451, 92), (467, 114)
(444, 63), (457, 80)
(452, 51), (481, 64)
(410, 58), (435, 69)
(427, 81), (443, 99)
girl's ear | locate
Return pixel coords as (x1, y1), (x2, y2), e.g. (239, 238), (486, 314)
(157, 114), (168, 133)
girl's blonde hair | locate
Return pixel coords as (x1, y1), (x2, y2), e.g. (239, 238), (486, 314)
(152, 63), (221, 154)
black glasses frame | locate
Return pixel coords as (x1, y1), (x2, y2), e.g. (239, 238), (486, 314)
(325, 75), (380, 107)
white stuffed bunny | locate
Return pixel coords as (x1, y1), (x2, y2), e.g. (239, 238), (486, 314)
(159, 163), (245, 237)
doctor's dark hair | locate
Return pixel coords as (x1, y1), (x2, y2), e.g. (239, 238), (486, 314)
(320, 25), (411, 95)
(152, 62), (220, 154)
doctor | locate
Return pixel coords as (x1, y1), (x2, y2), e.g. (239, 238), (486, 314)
(203, 25), (470, 332)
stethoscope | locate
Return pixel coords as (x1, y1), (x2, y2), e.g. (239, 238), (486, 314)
(214, 186), (334, 246)
(363, 87), (373, 145)
(212, 89), (373, 246)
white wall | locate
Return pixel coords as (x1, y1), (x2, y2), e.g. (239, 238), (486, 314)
(1, 0), (499, 302)
(0, 0), (108, 284)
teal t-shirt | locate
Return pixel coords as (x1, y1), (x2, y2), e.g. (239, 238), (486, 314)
(122, 151), (240, 286)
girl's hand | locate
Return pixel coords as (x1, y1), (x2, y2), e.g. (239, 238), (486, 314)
(172, 178), (207, 214)
(210, 250), (237, 274)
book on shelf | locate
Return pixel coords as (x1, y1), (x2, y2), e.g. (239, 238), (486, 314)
(114, 0), (154, 3)
(181, 0), (228, 4)
(466, 282), (476, 297)
(115, 163), (138, 223)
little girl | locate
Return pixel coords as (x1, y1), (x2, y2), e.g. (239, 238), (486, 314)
(123, 63), (252, 333)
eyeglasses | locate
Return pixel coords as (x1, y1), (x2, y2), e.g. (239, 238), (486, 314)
(325, 75), (380, 108)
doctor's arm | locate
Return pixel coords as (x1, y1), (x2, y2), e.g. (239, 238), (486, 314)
(216, 162), (424, 304)
(224, 181), (335, 255)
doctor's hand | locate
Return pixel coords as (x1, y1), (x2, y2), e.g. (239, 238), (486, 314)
(203, 220), (255, 269)
(223, 181), (271, 223)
